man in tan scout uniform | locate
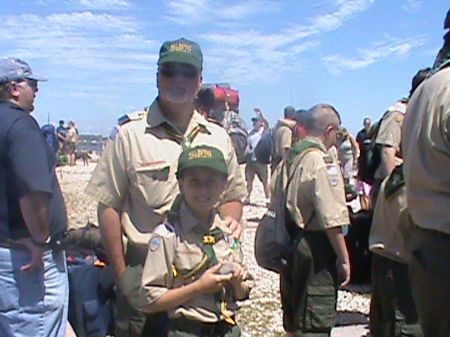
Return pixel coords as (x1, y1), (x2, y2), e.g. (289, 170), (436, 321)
(402, 33), (450, 336)
(271, 105), (297, 171)
(85, 38), (246, 337)
(281, 104), (350, 337)
(141, 145), (252, 337)
(368, 68), (430, 337)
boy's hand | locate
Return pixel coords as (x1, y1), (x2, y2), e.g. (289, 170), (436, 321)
(336, 259), (351, 287)
(230, 262), (245, 286)
(197, 264), (232, 294)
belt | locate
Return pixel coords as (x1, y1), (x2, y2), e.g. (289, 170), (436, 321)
(0, 232), (67, 251)
(169, 317), (234, 336)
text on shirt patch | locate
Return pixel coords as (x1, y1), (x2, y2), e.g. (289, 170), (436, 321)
(326, 164), (339, 186)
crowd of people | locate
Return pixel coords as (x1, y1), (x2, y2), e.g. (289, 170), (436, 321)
(0, 9), (449, 337)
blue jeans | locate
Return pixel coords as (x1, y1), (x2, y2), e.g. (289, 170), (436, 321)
(0, 247), (69, 337)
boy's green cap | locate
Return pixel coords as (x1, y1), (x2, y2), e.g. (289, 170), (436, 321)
(176, 145), (228, 178)
(158, 38), (203, 70)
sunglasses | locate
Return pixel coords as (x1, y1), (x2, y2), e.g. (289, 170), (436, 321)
(20, 79), (38, 91)
(160, 66), (198, 79)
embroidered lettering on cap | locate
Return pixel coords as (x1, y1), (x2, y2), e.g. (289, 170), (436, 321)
(170, 43), (192, 54)
(188, 149), (212, 160)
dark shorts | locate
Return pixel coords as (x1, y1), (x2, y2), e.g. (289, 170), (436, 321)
(245, 161), (268, 184)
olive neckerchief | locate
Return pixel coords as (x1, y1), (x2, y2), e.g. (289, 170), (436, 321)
(166, 196), (236, 325)
(384, 164), (405, 199)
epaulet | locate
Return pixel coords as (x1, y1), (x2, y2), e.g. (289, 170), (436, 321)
(153, 222), (176, 236)
(205, 116), (224, 128)
(117, 109), (146, 126)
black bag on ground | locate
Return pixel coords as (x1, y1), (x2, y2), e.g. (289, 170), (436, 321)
(254, 128), (274, 164)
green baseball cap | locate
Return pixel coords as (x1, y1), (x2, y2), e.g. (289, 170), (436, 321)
(158, 38), (203, 70)
(176, 145), (228, 178)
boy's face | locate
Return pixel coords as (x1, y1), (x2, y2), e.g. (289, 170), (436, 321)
(178, 167), (227, 216)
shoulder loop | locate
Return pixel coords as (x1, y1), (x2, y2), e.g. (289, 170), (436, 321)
(117, 110), (146, 126)
(206, 116), (223, 128)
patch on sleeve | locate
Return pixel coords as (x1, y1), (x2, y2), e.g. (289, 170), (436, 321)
(326, 164), (339, 186)
(149, 235), (162, 252)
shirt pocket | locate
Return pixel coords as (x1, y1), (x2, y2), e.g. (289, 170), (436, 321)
(135, 162), (175, 208)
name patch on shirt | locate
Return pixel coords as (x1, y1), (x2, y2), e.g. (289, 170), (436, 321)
(326, 164), (339, 186)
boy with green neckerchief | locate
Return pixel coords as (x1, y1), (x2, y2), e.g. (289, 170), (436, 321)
(141, 145), (252, 337)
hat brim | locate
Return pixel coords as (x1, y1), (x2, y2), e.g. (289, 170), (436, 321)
(25, 74), (47, 81)
(158, 54), (202, 70)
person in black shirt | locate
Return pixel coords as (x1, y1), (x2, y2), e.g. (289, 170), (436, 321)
(0, 57), (68, 337)
(356, 117), (371, 147)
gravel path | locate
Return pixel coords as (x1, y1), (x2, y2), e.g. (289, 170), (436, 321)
(60, 162), (370, 337)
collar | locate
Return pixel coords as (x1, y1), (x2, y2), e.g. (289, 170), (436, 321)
(277, 118), (296, 129)
(178, 201), (219, 235)
(146, 98), (211, 136)
(1, 100), (26, 112)
(301, 136), (328, 152)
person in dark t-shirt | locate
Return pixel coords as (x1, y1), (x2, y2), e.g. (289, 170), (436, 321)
(0, 57), (68, 337)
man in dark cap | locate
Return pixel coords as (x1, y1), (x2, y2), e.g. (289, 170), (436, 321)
(86, 38), (247, 337)
(0, 58), (69, 336)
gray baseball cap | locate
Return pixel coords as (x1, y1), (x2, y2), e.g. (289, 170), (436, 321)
(0, 58), (47, 83)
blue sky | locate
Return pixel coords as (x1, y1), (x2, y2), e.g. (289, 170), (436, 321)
(0, 0), (447, 135)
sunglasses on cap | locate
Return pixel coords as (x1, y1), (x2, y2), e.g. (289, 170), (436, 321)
(159, 65), (198, 79)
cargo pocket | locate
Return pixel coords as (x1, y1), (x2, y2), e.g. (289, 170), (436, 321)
(304, 285), (336, 331)
(83, 299), (105, 337)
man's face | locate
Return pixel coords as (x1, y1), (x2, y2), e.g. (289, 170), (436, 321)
(323, 123), (340, 149)
(157, 62), (201, 105)
(363, 119), (371, 130)
(13, 79), (38, 113)
(253, 119), (262, 130)
(178, 167), (226, 217)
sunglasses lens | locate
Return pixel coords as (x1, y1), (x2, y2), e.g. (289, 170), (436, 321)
(160, 66), (197, 79)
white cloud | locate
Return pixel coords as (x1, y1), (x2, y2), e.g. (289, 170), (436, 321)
(0, 12), (159, 78)
(198, 0), (375, 83)
(402, 0), (422, 13)
(165, 0), (281, 25)
(72, 0), (132, 10)
(322, 36), (425, 75)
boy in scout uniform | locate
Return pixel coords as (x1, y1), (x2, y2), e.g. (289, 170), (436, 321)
(281, 104), (351, 337)
(85, 38), (247, 337)
(141, 145), (252, 337)
(369, 68), (430, 337)
(402, 27), (450, 337)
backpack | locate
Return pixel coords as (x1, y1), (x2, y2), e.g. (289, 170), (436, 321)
(254, 128), (274, 164)
(221, 110), (248, 164)
(254, 141), (321, 273)
(357, 118), (383, 184)
(41, 123), (59, 154)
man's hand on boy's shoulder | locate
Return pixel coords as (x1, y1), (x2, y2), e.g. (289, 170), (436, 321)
(220, 216), (242, 240)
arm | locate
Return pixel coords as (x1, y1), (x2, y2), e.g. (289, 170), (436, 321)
(143, 264), (232, 313)
(18, 192), (51, 272)
(98, 203), (126, 282)
(325, 227), (350, 287)
(350, 136), (359, 160)
(379, 146), (397, 178)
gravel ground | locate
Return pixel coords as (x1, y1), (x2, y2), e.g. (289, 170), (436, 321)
(60, 162), (370, 337)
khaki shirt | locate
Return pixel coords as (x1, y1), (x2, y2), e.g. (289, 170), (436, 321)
(286, 137), (349, 231)
(273, 119), (295, 158)
(374, 110), (404, 179)
(369, 177), (414, 263)
(85, 99), (247, 245)
(402, 67), (450, 234)
(141, 201), (252, 323)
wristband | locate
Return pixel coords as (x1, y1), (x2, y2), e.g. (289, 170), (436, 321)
(30, 236), (51, 247)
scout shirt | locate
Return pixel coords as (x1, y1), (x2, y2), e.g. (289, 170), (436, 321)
(286, 137), (349, 231)
(374, 108), (405, 180)
(369, 171), (414, 263)
(141, 201), (252, 323)
(402, 67), (450, 235)
(273, 119), (295, 158)
(85, 99), (247, 245)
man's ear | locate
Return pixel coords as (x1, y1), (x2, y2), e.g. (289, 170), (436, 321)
(8, 81), (21, 99)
